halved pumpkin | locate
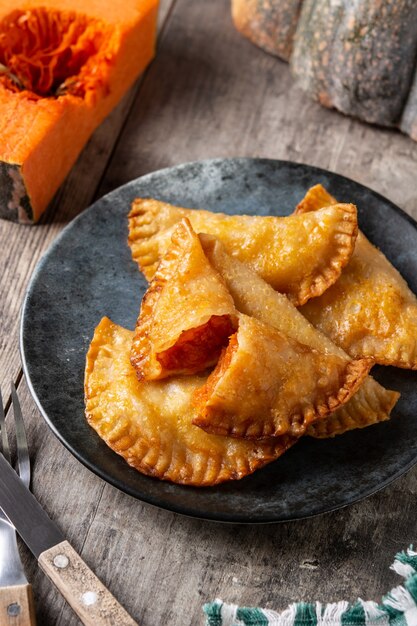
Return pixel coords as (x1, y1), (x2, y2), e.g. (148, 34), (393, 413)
(0, 0), (159, 223)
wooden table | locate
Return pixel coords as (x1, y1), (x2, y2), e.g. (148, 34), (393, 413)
(1, 1), (417, 624)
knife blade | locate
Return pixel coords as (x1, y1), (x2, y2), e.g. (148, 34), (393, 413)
(0, 453), (138, 625)
(0, 516), (37, 625)
(0, 453), (64, 558)
(0, 516), (29, 586)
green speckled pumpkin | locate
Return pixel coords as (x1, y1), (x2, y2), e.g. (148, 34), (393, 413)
(291, 0), (417, 126)
(232, 0), (417, 139)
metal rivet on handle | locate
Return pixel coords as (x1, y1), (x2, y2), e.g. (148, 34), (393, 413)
(7, 603), (21, 616)
(82, 591), (98, 606)
(53, 554), (69, 569)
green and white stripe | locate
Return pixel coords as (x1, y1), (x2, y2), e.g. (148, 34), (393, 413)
(204, 548), (417, 626)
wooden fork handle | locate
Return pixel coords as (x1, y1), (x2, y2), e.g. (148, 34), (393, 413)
(0, 583), (37, 625)
(38, 540), (138, 626)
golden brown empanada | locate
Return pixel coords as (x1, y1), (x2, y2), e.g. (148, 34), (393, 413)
(192, 313), (371, 439)
(297, 185), (417, 369)
(128, 197), (358, 306)
(200, 235), (400, 437)
(307, 383), (395, 438)
(85, 317), (296, 486)
(131, 219), (237, 380)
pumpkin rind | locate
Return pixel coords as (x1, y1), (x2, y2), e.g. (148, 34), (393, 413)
(0, 0), (159, 223)
(231, 0), (303, 61)
(290, 0), (417, 126)
(0, 162), (33, 223)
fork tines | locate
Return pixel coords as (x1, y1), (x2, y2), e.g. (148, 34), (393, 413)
(0, 386), (11, 464)
(0, 383), (31, 487)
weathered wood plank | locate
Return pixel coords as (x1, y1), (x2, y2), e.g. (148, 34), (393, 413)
(54, 470), (417, 626)
(328, 123), (417, 221)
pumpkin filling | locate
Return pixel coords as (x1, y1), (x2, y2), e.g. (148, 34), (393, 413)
(157, 315), (235, 373)
(192, 332), (239, 411)
(0, 8), (115, 99)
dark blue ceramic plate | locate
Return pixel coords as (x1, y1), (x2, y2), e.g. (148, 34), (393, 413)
(20, 158), (417, 523)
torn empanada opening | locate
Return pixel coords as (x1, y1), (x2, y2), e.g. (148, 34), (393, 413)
(192, 313), (372, 439)
(296, 185), (417, 370)
(157, 314), (235, 372)
(130, 218), (238, 380)
(128, 198), (359, 306)
(193, 332), (239, 410)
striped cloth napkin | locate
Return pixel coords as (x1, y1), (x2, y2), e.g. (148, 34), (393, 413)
(204, 547), (417, 626)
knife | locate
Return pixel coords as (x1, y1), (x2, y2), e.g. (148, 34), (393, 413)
(0, 453), (138, 625)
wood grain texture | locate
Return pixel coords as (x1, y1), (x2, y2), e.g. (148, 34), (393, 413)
(0, 584), (36, 626)
(0, 0), (417, 625)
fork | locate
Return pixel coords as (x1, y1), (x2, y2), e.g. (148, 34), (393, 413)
(0, 383), (37, 625)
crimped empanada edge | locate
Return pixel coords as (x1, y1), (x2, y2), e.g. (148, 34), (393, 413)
(296, 185), (417, 370)
(292, 203), (358, 307)
(307, 379), (400, 438)
(128, 198), (167, 280)
(128, 198), (359, 308)
(193, 355), (373, 440)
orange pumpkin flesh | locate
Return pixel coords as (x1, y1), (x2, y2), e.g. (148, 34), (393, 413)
(192, 332), (239, 412)
(0, 0), (159, 223)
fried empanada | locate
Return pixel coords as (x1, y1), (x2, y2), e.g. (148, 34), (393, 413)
(128, 197), (358, 306)
(131, 219), (237, 380)
(200, 235), (400, 437)
(297, 185), (417, 369)
(192, 313), (371, 439)
(85, 317), (296, 486)
(306, 381), (396, 438)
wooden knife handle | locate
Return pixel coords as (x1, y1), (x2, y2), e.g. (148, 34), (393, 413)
(38, 540), (138, 626)
(0, 583), (36, 625)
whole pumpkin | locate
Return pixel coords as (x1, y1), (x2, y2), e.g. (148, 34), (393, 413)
(231, 0), (417, 140)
